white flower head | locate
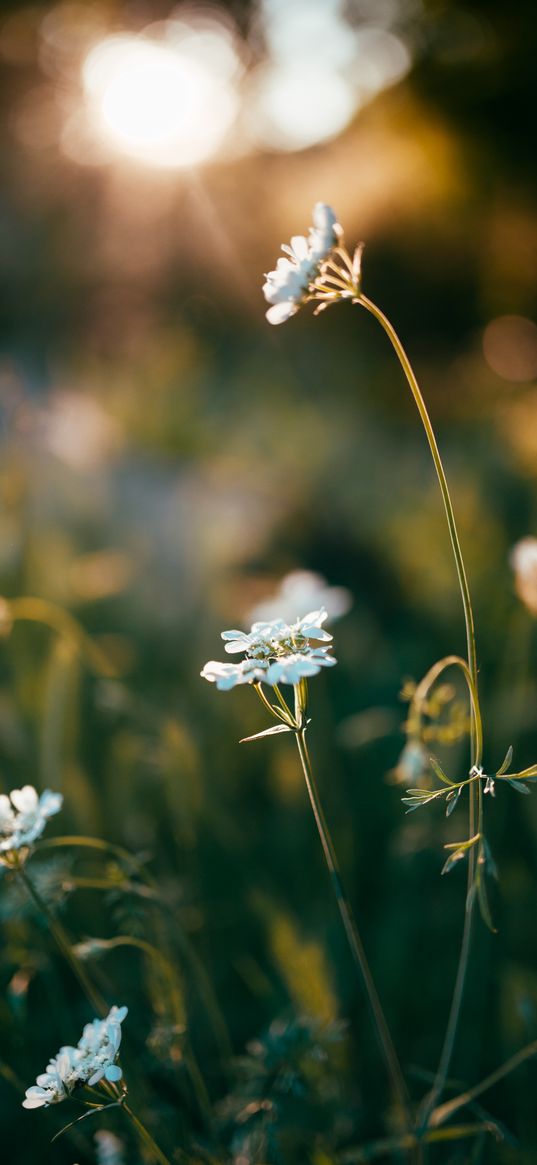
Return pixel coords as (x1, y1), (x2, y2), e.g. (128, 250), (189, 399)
(201, 606), (336, 692)
(510, 536), (537, 616)
(201, 658), (269, 690)
(263, 203), (342, 325)
(0, 785), (63, 866)
(266, 648), (336, 686)
(23, 1006), (127, 1110)
(248, 570), (352, 626)
(77, 1005), (127, 1086)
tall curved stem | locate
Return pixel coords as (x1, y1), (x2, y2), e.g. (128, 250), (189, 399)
(356, 296), (482, 1123)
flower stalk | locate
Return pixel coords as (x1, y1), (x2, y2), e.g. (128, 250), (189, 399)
(261, 206), (493, 1131)
(294, 721), (411, 1127)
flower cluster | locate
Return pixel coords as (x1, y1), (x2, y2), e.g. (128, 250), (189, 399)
(201, 608), (336, 691)
(23, 1005), (128, 1109)
(0, 785), (62, 866)
(262, 203), (341, 324)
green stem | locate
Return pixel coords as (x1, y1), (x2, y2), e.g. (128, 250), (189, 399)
(410, 655), (483, 765)
(19, 868), (107, 1016)
(122, 1100), (173, 1165)
(430, 1038), (537, 1128)
(294, 727), (412, 1129)
(357, 296), (478, 711)
(357, 295), (483, 1123)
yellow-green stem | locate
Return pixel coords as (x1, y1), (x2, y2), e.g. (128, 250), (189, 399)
(294, 728), (412, 1131)
(122, 1100), (173, 1165)
(356, 296), (483, 1127)
(357, 296), (478, 714)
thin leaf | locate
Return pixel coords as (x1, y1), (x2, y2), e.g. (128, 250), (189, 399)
(507, 778), (530, 795)
(496, 745), (513, 777)
(441, 848), (467, 875)
(444, 833), (480, 852)
(477, 872), (497, 933)
(429, 755), (453, 786)
(483, 837), (499, 881)
(401, 787), (448, 813)
(446, 786), (462, 817)
(240, 724), (293, 744)
(466, 881), (477, 914)
(515, 764), (537, 780)
(51, 1101), (120, 1143)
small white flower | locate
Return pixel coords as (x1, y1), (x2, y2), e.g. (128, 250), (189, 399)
(10, 786), (63, 846)
(263, 203), (341, 325)
(0, 785), (63, 863)
(221, 620), (289, 657)
(510, 537), (537, 616)
(266, 648), (336, 686)
(291, 609), (333, 643)
(22, 1062), (69, 1109)
(0, 794), (16, 840)
(202, 606), (337, 693)
(248, 570), (352, 626)
(221, 609), (332, 660)
(200, 658), (269, 690)
(23, 1006), (127, 1110)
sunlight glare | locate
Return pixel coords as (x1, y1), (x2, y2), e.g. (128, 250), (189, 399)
(82, 33), (239, 167)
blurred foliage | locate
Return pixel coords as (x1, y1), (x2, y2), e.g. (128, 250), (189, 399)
(1, 1), (537, 1163)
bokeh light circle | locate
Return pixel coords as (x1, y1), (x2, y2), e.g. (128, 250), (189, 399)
(82, 33), (239, 167)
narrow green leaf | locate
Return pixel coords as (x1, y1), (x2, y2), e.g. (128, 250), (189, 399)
(240, 724), (292, 743)
(429, 755), (453, 786)
(51, 1101), (120, 1143)
(507, 778), (530, 795)
(466, 881), (477, 913)
(446, 786), (462, 817)
(513, 766), (537, 780)
(477, 872), (497, 933)
(496, 745), (513, 776)
(441, 848), (466, 875)
(444, 832), (480, 852)
(483, 837), (499, 881)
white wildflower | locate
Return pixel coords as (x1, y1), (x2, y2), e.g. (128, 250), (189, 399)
(76, 1005), (127, 1085)
(510, 536), (537, 616)
(221, 620), (289, 657)
(263, 203), (341, 325)
(23, 1006), (127, 1110)
(22, 1055), (71, 1108)
(0, 785), (63, 864)
(201, 607), (336, 691)
(292, 609), (333, 643)
(222, 609), (332, 659)
(248, 570), (352, 626)
(266, 648), (336, 686)
(200, 658), (270, 690)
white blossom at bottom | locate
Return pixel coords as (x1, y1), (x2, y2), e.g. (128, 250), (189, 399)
(23, 1006), (128, 1109)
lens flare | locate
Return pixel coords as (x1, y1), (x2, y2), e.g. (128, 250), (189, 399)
(82, 33), (239, 167)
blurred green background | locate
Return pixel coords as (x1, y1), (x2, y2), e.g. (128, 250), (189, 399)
(2, 1), (537, 1162)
